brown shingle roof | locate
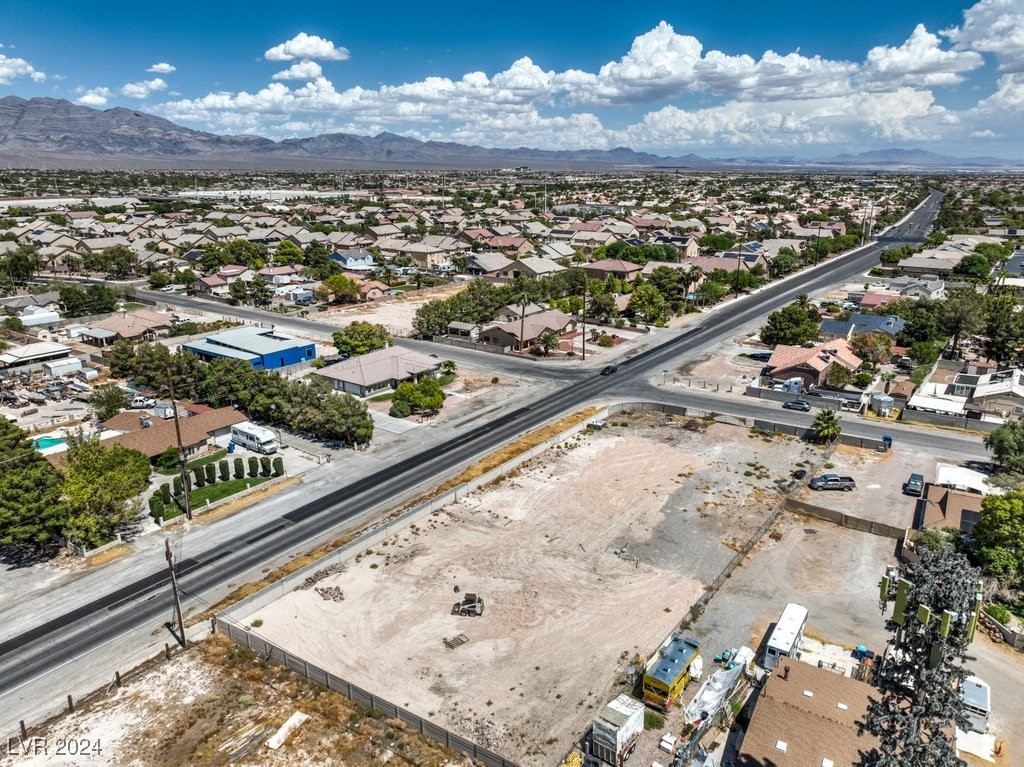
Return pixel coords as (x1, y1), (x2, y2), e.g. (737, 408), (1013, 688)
(100, 407), (247, 458)
(738, 661), (880, 767)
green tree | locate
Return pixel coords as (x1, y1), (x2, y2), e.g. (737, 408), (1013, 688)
(939, 288), (986, 352)
(850, 332), (894, 369)
(952, 253), (991, 280)
(3, 244), (41, 282)
(61, 438), (151, 548)
(626, 283), (667, 324)
(58, 285), (88, 317)
(971, 491), (1024, 582)
(84, 284), (117, 314)
(147, 270), (172, 289)
(274, 240), (304, 265)
(826, 364), (854, 388)
(100, 244), (140, 279)
(0, 419), (67, 550)
(247, 275), (273, 306)
(760, 303), (821, 346)
(863, 548), (979, 767)
(332, 321), (391, 357)
(983, 296), (1024, 365)
(984, 419), (1024, 474)
(439, 359), (457, 376)
(228, 279), (250, 305)
(811, 409), (842, 443)
(89, 383), (131, 421)
(324, 273), (360, 303)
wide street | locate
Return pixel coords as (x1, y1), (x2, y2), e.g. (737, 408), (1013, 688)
(0, 189), (979, 736)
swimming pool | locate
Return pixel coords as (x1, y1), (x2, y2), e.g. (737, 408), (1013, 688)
(34, 436), (67, 449)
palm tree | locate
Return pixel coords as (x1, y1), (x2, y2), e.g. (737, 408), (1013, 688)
(537, 331), (560, 356)
(812, 409), (843, 444)
(880, 371), (896, 393)
(439, 359), (457, 376)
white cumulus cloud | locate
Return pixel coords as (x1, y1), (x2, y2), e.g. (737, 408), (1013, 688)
(944, 0), (1024, 72)
(147, 62), (176, 74)
(120, 78), (167, 99)
(271, 59), (323, 81)
(0, 52), (46, 85)
(77, 86), (113, 107)
(863, 24), (983, 87)
(264, 32), (349, 61)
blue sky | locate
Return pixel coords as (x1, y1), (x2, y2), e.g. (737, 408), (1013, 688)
(2, 0), (1023, 157)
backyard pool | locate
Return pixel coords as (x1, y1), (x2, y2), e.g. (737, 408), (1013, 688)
(34, 436), (67, 449)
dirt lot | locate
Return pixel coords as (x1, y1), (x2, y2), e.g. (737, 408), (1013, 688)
(795, 441), (968, 526)
(311, 285), (467, 335)
(671, 335), (767, 387)
(240, 416), (822, 764)
(1, 636), (474, 767)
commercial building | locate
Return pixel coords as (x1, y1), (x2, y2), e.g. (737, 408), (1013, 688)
(182, 327), (316, 371)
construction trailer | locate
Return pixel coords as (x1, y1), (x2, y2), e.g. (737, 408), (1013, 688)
(961, 676), (990, 734)
(762, 603), (808, 670)
(643, 633), (701, 710)
(584, 694), (644, 766)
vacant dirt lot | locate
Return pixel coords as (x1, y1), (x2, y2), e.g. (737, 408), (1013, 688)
(311, 285), (467, 335)
(241, 416), (822, 763)
(3, 636), (474, 767)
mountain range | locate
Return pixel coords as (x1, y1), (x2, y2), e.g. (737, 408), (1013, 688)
(0, 96), (1019, 171)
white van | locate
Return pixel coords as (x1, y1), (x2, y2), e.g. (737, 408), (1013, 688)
(961, 676), (990, 733)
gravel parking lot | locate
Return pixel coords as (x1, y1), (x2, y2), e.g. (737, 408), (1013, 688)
(795, 440), (968, 527)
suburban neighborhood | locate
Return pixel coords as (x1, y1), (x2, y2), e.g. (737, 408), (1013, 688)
(1, 167), (1023, 767)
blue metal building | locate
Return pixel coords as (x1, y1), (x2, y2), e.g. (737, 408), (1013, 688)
(182, 327), (315, 370)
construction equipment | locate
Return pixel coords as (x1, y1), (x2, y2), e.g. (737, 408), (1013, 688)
(451, 593), (484, 616)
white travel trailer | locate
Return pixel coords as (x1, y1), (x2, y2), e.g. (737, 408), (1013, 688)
(230, 421), (278, 454)
(763, 603), (808, 670)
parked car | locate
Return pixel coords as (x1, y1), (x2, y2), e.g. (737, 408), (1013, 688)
(600, 365), (618, 376)
(904, 473), (925, 497)
(792, 469), (808, 480)
(130, 395), (156, 409)
(782, 400), (811, 411)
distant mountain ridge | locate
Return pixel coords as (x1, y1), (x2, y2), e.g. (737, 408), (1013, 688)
(0, 96), (1019, 171)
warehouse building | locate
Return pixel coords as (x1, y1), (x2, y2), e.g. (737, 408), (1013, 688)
(182, 327), (315, 371)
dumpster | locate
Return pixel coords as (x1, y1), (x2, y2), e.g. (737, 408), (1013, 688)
(882, 435), (892, 451)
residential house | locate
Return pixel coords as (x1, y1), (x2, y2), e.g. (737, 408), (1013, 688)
(192, 275), (229, 297)
(313, 346), (439, 397)
(257, 265), (303, 285)
(479, 309), (577, 351)
(465, 251), (514, 276)
(737, 660), (878, 767)
(99, 406), (248, 460)
(582, 259), (643, 283)
(494, 302), (547, 324)
(487, 235), (534, 257)
(894, 255), (961, 276)
(765, 340), (863, 388)
(570, 231), (617, 252)
(497, 256), (565, 280)
(538, 242), (577, 261)
(914, 482), (983, 533)
(80, 309), (173, 346)
(330, 247), (377, 272)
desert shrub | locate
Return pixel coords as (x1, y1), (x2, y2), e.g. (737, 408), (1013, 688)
(389, 399), (413, 418)
(598, 336), (614, 348)
(984, 603), (1011, 625)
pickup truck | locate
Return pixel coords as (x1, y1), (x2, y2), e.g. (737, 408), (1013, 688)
(809, 473), (856, 491)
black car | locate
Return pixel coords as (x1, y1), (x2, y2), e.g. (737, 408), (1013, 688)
(600, 365), (618, 376)
(782, 400), (811, 411)
(792, 469), (808, 480)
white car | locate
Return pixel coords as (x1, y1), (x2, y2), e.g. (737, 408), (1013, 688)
(130, 395), (156, 408)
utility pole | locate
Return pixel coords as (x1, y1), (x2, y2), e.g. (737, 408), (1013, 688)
(580, 279), (587, 362)
(165, 539), (186, 647)
(166, 371), (192, 521)
(519, 294), (528, 354)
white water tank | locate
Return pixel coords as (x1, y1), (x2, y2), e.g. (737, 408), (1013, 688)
(872, 394), (895, 416)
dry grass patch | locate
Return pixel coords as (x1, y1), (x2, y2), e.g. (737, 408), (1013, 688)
(86, 542), (133, 567)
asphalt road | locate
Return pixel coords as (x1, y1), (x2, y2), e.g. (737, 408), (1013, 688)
(0, 190), (957, 716)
